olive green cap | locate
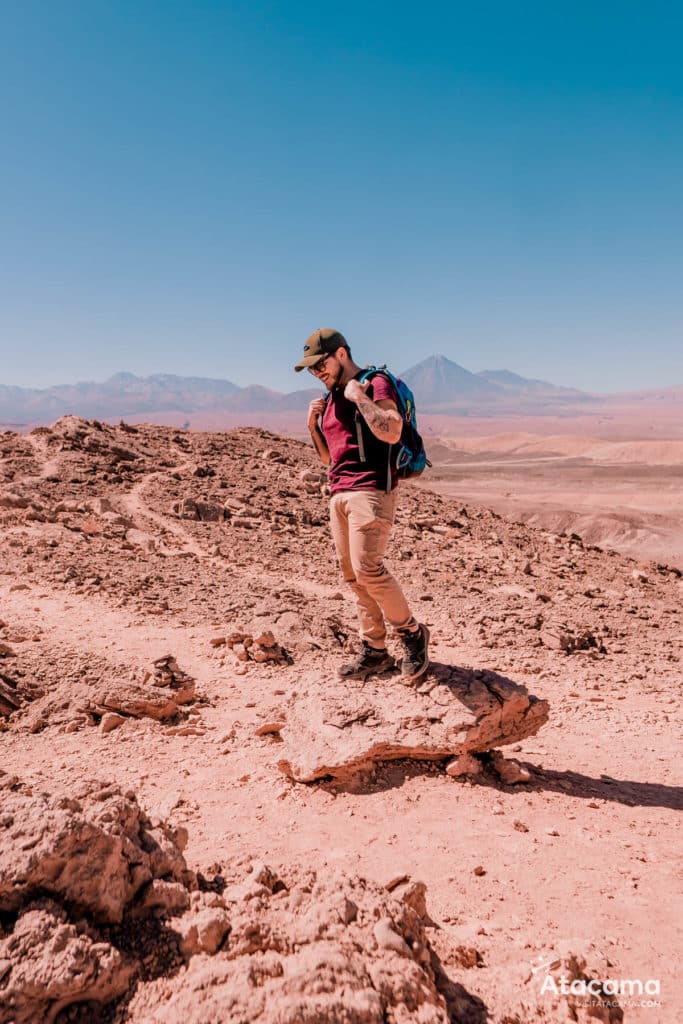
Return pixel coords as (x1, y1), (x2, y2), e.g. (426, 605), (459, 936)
(294, 328), (348, 372)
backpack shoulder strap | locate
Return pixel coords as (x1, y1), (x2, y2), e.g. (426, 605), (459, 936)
(355, 367), (401, 494)
(359, 367), (405, 415)
(358, 366), (379, 386)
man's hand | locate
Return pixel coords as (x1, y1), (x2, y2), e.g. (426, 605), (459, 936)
(307, 397), (330, 466)
(343, 379), (371, 404)
(307, 397), (327, 433)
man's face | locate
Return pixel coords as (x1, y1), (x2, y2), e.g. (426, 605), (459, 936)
(308, 349), (343, 390)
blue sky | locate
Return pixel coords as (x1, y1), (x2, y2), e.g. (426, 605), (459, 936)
(1, 1), (681, 393)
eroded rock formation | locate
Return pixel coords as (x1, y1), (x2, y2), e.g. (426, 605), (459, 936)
(277, 663), (549, 784)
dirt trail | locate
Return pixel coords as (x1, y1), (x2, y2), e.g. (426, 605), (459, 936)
(117, 467), (208, 557)
(118, 470), (345, 599)
(0, 581), (215, 685)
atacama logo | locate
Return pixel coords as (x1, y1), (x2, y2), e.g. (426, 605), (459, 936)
(529, 955), (662, 1009)
(539, 976), (661, 998)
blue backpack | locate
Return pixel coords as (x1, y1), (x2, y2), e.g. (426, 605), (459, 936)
(356, 366), (430, 488)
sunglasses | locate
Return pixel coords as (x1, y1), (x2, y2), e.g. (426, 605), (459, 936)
(307, 353), (334, 376)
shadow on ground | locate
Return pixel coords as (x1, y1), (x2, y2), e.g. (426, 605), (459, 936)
(320, 658), (681, 812)
(525, 764), (683, 811)
(321, 749), (683, 811)
(431, 942), (491, 1024)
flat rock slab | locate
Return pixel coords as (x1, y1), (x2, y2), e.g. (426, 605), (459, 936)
(277, 663), (549, 783)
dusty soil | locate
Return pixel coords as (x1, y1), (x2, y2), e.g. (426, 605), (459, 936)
(1, 416), (681, 1022)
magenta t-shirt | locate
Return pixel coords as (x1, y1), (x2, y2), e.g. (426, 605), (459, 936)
(321, 373), (400, 494)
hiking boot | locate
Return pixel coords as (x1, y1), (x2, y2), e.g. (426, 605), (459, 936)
(337, 642), (396, 680)
(400, 623), (430, 682)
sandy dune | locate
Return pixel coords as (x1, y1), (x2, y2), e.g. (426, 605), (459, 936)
(425, 433), (683, 572)
(435, 433), (683, 464)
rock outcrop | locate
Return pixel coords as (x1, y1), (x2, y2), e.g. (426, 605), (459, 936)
(277, 663), (549, 783)
(129, 869), (451, 1024)
(1, 775), (454, 1024)
(0, 902), (133, 1024)
(0, 775), (190, 924)
(0, 774), (190, 1022)
(93, 655), (196, 722)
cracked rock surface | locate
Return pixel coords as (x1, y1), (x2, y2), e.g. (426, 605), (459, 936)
(278, 664), (549, 783)
(0, 776), (456, 1024)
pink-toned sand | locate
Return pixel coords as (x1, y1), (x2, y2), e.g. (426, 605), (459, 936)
(423, 433), (683, 572)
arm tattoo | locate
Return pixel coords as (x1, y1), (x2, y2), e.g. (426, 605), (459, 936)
(355, 394), (402, 441)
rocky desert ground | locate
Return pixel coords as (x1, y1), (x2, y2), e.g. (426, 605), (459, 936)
(1, 416), (681, 1023)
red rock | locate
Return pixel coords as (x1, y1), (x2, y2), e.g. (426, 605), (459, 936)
(100, 711), (125, 734)
(255, 721), (285, 736)
(0, 903), (133, 1024)
(278, 667), (548, 784)
(0, 780), (189, 924)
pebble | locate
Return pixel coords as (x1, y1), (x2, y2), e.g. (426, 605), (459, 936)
(101, 712), (125, 734)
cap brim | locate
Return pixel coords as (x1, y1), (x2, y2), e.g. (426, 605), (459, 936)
(293, 355), (323, 372)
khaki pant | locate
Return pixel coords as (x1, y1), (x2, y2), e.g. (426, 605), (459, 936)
(329, 489), (417, 649)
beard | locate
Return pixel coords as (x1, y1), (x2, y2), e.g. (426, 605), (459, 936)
(328, 364), (345, 390)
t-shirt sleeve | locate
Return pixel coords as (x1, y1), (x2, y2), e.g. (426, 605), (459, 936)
(369, 374), (398, 405)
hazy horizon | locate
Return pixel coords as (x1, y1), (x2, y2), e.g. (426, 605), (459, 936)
(2, 358), (682, 398)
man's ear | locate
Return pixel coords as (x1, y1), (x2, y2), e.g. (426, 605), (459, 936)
(336, 347), (347, 366)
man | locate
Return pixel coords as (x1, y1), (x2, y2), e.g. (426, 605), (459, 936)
(294, 327), (429, 682)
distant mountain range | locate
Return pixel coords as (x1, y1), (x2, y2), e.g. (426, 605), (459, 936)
(400, 354), (589, 411)
(0, 370), (314, 425)
(0, 355), (678, 429)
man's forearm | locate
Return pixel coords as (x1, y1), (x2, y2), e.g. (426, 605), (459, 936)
(310, 426), (331, 466)
(354, 394), (402, 444)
